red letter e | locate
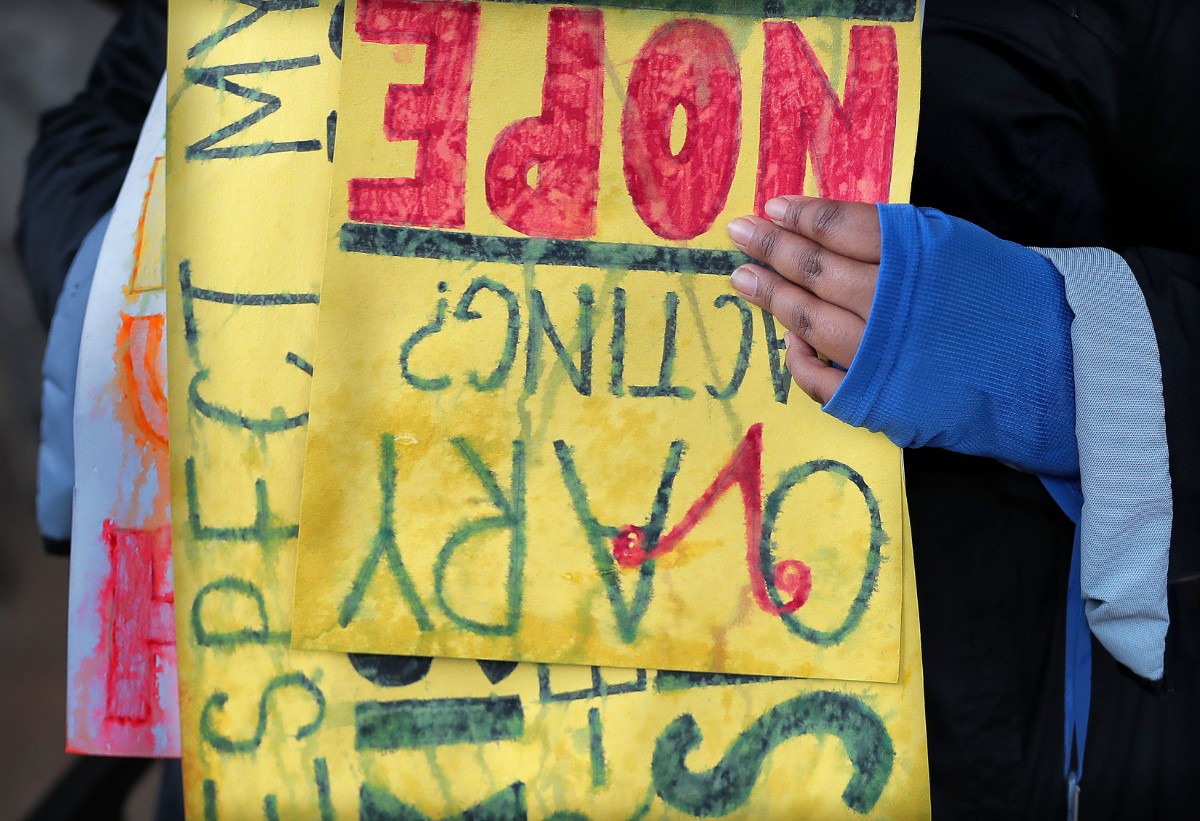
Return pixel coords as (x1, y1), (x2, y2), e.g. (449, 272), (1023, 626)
(349, 0), (480, 228)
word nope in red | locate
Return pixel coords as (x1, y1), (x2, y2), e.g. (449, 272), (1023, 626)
(349, 0), (899, 236)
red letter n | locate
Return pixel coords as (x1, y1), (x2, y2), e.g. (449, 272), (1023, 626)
(485, 7), (604, 239)
(349, 0), (481, 228)
(757, 24), (898, 211)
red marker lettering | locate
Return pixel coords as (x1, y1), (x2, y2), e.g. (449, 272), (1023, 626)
(756, 23), (898, 211)
(104, 522), (174, 723)
(622, 20), (742, 240)
(613, 424), (811, 615)
(485, 7), (604, 238)
(350, 0), (481, 227)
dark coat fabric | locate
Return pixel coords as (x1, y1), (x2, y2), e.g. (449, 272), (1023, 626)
(911, 0), (1200, 817)
(16, 0), (166, 330)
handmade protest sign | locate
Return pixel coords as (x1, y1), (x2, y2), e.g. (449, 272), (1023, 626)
(167, 1), (928, 816)
(292, 0), (921, 681)
(67, 80), (178, 756)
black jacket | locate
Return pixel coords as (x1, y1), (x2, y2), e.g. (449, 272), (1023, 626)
(16, 0), (166, 330)
(911, 1), (1200, 817)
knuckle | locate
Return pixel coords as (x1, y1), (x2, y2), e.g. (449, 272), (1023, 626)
(756, 274), (779, 308)
(753, 224), (781, 261)
(784, 198), (808, 228)
(811, 201), (844, 242)
(787, 301), (813, 338)
(793, 243), (824, 285)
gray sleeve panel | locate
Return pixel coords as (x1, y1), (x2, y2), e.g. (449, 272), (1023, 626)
(1035, 246), (1171, 681)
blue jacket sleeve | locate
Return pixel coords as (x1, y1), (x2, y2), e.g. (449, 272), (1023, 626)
(823, 204), (1078, 477)
(822, 205), (1175, 682)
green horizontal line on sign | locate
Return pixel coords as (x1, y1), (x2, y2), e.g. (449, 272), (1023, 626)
(340, 223), (751, 275)
(355, 696), (525, 750)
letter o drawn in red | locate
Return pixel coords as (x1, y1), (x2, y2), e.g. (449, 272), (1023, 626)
(622, 20), (742, 241)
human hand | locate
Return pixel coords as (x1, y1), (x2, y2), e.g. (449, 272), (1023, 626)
(726, 196), (881, 404)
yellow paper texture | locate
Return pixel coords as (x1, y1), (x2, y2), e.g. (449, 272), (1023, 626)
(167, 1), (928, 816)
(292, 0), (921, 682)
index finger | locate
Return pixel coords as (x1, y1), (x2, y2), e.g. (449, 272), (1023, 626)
(762, 196), (881, 264)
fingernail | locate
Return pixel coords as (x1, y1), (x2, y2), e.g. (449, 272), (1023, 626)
(727, 217), (754, 246)
(783, 330), (795, 349)
(730, 266), (756, 297)
(764, 198), (788, 221)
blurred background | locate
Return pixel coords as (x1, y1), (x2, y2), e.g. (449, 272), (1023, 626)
(0, 0), (161, 817)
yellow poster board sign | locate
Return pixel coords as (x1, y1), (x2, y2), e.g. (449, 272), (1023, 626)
(166, 1), (929, 816)
(292, 0), (920, 682)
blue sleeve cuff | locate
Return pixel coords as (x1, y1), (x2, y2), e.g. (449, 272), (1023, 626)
(824, 204), (1078, 477)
